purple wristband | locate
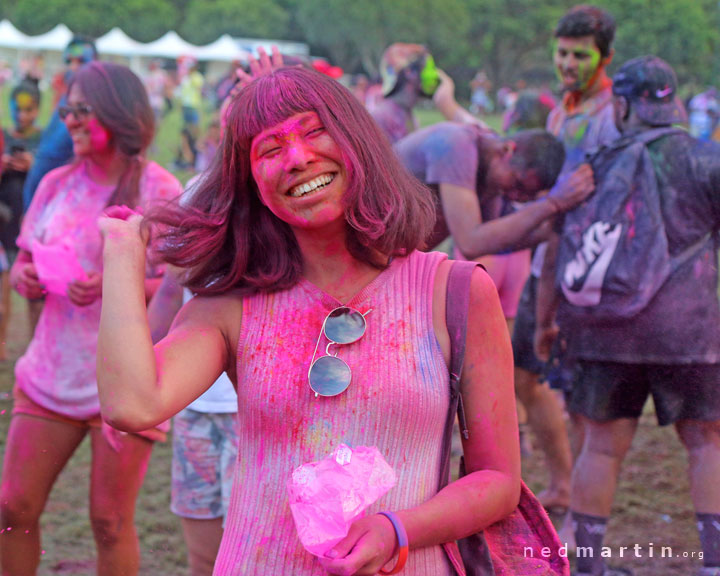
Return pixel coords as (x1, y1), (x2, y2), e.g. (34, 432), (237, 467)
(378, 511), (409, 574)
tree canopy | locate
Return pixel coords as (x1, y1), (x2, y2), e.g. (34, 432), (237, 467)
(1, 0), (717, 92)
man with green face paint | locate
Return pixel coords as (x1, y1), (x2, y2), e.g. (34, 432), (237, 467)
(511, 5), (620, 563)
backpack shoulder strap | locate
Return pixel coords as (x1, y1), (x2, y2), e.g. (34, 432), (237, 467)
(605, 126), (685, 152)
(632, 126), (685, 145)
(446, 260), (479, 439)
(439, 260), (483, 576)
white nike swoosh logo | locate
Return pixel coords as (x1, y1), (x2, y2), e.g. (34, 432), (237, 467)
(656, 87), (673, 98)
(562, 222), (622, 307)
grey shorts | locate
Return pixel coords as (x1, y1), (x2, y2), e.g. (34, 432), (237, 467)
(569, 361), (720, 426)
(171, 408), (239, 520)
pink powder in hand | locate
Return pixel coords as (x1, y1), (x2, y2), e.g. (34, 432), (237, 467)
(32, 240), (88, 295)
(287, 444), (396, 557)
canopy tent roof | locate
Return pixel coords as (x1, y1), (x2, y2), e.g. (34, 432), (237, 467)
(95, 27), (144, 56)
(139, 30), (197, 59)
(0, 19), (29, 47)
(195, 34), (251, 62)
(0, 20), (308, 62)
(23, 23), (73, 51)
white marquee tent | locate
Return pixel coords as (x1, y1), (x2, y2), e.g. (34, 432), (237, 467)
(0, 19), (309, 81)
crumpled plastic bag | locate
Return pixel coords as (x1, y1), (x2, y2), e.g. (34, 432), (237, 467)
(32, 240), (88, 296)
(288, 444), (396, 557)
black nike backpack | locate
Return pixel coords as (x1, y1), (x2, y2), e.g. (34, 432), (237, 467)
(556, 127), (707, 323)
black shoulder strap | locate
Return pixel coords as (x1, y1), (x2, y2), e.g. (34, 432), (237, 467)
(587, 126), (685, 162)
(438, 260), (479, 489)
(609, 126), (685, 150)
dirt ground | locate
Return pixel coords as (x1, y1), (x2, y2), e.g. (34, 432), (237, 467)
(0, 292), (706, 575)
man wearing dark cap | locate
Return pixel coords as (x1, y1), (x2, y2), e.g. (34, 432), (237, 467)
(536, 55), (720, 576)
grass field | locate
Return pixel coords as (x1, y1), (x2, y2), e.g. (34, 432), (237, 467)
(0, 98), (708, 575)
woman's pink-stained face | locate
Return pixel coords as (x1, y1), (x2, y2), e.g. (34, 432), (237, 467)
(250, 111), (349, 232)
(64, 84), (112, 158)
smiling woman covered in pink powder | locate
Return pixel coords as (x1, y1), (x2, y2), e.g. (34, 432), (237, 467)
(0, 62), (181, 575)
(96, 67), (519, 575)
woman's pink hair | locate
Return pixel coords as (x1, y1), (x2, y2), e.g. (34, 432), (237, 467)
(152, 66), (435, 296)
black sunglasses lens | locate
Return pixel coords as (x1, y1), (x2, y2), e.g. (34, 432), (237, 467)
(324, 307), (366, 344)
(308, 356), (351, 397)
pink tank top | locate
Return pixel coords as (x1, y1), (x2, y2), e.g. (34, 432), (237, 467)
(214, 250), (454, 575)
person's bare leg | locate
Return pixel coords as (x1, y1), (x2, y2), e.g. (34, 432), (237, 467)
(515, 365), (572, 508)
(0, 414), (86, 575)
(89, 428), (154, 576)
(570, 417), (637, 574)
(676, 420), (720, 571)
(676, 420), (720, 511)
(571, 417), (638, 516)
(181, 517), (224, 576)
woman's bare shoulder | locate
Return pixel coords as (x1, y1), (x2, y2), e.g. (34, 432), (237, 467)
(181, 289), (243, 332)
(177, 289), (244, 380)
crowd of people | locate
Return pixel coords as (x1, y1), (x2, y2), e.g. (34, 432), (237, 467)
(0, 4), (718, 576)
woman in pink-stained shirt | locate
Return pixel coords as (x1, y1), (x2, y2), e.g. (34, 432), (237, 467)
(96, 67), (519, 575)
(0, 62), (181, 575)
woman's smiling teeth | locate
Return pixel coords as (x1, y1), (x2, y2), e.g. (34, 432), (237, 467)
(289, 173), (335, 197)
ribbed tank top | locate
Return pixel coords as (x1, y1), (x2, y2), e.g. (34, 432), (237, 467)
(214, 250), (454, 575)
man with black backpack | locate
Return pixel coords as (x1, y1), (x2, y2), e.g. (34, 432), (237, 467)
(536, 56), (720, 576)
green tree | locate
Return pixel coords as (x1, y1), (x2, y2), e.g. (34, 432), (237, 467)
(6, 0), (177, 40)
(460, 0), (569, 89)
(180, 0), (290, 45)
(296, 0), (469, 75)
(595, 0), (719, 88)
(109, 0), (179, 42)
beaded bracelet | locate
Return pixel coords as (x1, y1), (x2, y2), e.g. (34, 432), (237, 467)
(378, 511), (409, 575)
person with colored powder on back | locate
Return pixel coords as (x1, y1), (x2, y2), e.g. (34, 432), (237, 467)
(95, 66), (524, 575)
(393, 122), (592, 263)
(511, 3), (620, 544)
(0, 62), (182, 576)
(536, 54), (720, 576)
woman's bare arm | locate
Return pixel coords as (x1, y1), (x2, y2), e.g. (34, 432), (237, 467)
(96, 214), (231, 432)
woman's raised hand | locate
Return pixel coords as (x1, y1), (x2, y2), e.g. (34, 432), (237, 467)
(98, 205), (148, 247)
(319, 514), (398, 576)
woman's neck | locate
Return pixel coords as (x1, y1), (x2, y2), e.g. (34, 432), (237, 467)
(84, 149), (127, 187)
(296, 225), (387, 303)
